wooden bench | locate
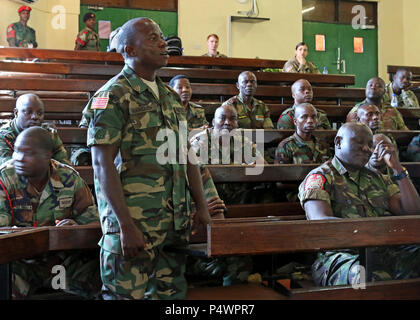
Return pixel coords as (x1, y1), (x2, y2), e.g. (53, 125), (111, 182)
(387, 65), (420, 82)
(54, 126), (420, 148)
(0, 47), (287, 70)
(0, 225), (101, 300)
(185, 215), (420, 299)
(73, 162), (420, 188)
(0, 60), (355, 87)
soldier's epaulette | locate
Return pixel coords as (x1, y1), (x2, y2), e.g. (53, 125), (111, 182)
(0, 159), (15, 172)
(189, 102), (204, 109)
(52, 159), (80, 176)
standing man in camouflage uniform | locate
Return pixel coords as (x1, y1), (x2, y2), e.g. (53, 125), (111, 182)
(222, 71), (273, 129)
(0, 127), (100, 299)
(346, 77), (409, 130)
(6, 5), (37, 48)
(169, 75), (209, 131)
(75, 12), (100, 51)
(277, 79), (331, 130)
(83, 17), (210, 300)
(384, 68), (419, 108)
(275, 103), (331, 164)
(298, 122), (420, 286)
(0, 93), (70, 166)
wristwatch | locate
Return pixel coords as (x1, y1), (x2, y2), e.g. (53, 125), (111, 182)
(392, 166), (409, 182)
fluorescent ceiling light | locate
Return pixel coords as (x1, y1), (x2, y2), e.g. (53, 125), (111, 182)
(302, 6), (315, 14)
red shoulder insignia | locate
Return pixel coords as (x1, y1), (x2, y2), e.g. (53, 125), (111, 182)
(304, 174), (326, 191)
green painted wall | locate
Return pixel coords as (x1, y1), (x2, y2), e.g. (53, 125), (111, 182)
(303, 21), (378, 88)
(79, 6), (178, 52)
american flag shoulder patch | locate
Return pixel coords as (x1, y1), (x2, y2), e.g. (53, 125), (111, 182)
(91, 97), (109, 109)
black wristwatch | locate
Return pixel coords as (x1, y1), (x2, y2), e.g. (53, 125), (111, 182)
(392, 167), (409, 182)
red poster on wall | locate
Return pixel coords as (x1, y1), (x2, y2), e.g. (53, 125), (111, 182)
(315, 34), (325, 51)
(354, 37), (364, 53)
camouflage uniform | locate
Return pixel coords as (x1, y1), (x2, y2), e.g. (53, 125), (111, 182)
(275, 132), (331, 164)
(202, 52), (227, 58)
(75, 27), (100, 51)
(0, 159), (100, 298)
(189, 128), (256, 286)
(283, 58), (320, 74)
(348, 100), (409, 131)
(0, 119), (71, 166)
(222, 95), (274, 129)
(6, 22), (37, 48)
(186, 101), (209, 130)
(298, 156), (420, 286)
(83, 65), (192, 300)
(277, 104), (332, 130)
(383, 82), (419, 108)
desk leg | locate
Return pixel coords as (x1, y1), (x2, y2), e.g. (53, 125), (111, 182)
(0, 263), (11, 300)
(358, 247), (372, 283)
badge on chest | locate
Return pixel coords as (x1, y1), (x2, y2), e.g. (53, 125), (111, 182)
(59, 197), (73, 209)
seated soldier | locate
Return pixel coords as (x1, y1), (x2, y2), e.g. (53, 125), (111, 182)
(298, 122), (420, 286)
(222, 71), (273, 129)
(0, 93), (71, 166)
(190, 105), (266, 170)
(356, 103), (397, 145)
(189, 105), (264, 286)
(0, 127), (100, 299)
(169, 75), (209, 131)
(202, 34), (227, 58)
(277, 79), (331, 130)
(283, 42), (319, 74)
(346, 77), (409, 130)
(384, 68), (419, 108)
(275, 103), (331, 164)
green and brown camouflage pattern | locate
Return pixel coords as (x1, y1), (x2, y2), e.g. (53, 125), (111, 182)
(0, 159), (98, 227)
(298, 156), (400, 218)
(7, 22), (37, 48)
(299, 156), (420, 287)
(282, 58), (320, 74)
(383, 82), (419, 108)
(84, 64), (191, 234)
(75, 27), (100, 51)
(186, 102), (209, 130)
(84, 64), (192, 299)
(222, 95), (274, 129)
(0, 119), (71, 166)
(277, 104), (332, 130)
(99, 223), (189, 300)
(275, 132), (331, 164)
(190, 128), (262, 165)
